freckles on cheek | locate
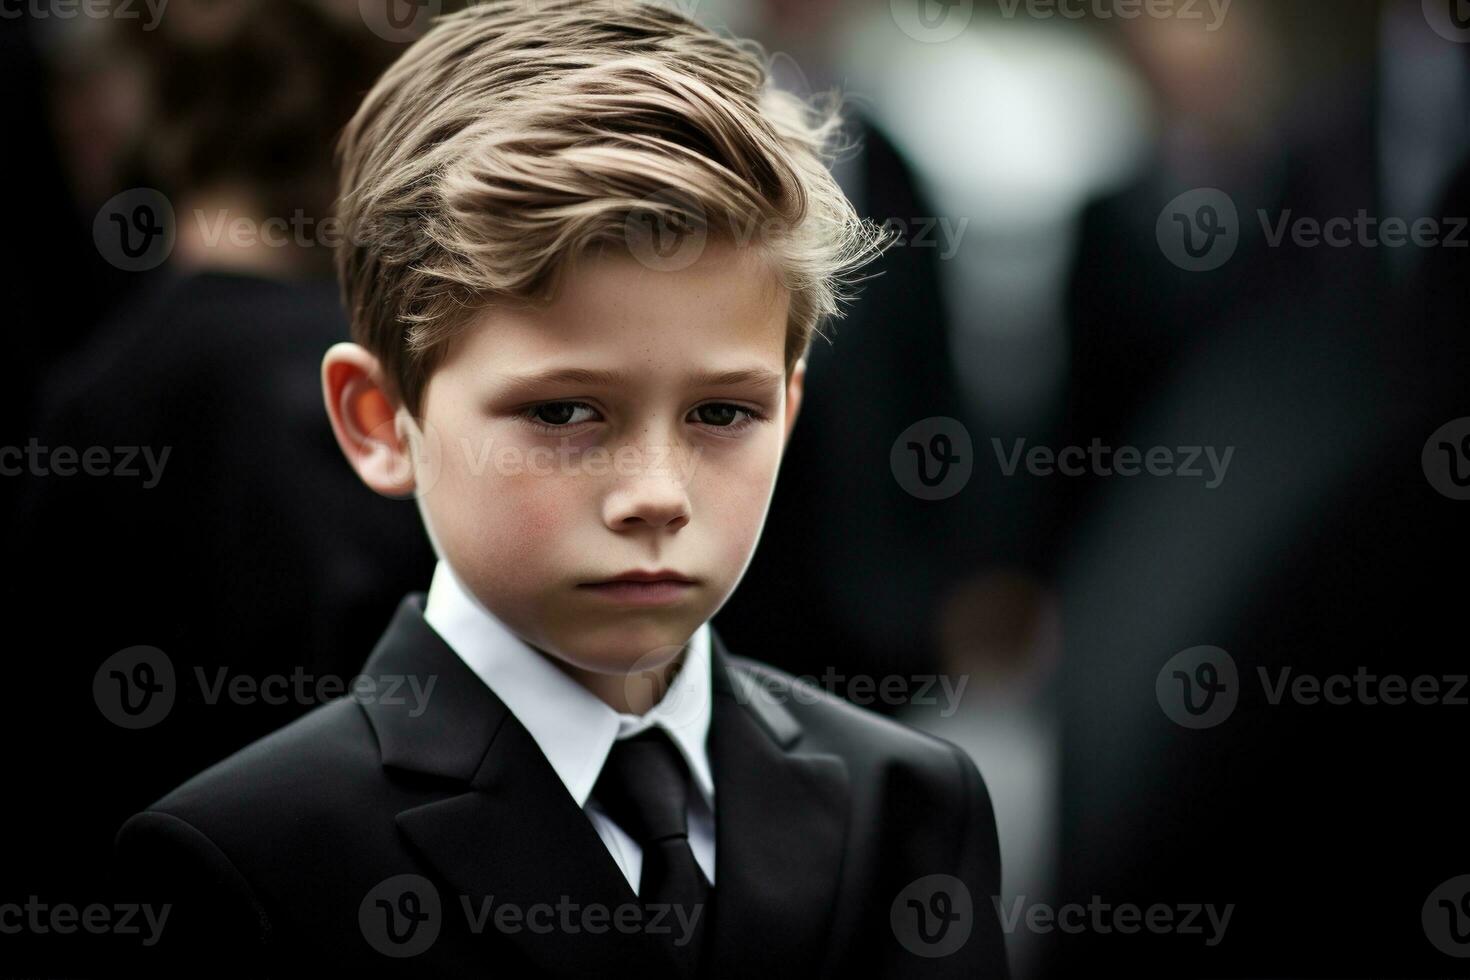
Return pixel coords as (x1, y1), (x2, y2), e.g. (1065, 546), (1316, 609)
(523, 486), (567, 537)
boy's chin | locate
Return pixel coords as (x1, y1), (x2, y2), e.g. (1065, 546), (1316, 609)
(538, 628), (702, 715)
(541, 619), (694, 672)
(553, 637), (689, 678)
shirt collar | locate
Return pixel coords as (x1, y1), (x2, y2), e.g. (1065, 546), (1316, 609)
(421, 560), (715, 810)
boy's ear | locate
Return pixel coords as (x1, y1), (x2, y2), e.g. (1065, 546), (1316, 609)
(782, 356), (806, 448)
(320, 342), (417, 498)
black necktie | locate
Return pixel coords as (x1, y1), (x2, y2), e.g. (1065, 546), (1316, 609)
(592, 728), (711, 977)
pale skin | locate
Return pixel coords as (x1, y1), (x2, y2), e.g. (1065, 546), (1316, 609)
(322, 239), (804, 714)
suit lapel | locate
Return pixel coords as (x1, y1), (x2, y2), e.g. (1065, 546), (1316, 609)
(703, 630), (851, 980)
(361, 595), (666, 977)
(359, 596), (851, 979)
(395, 718), (671, 977)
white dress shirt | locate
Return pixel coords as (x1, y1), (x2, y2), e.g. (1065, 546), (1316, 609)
(422, 560), (716, 892)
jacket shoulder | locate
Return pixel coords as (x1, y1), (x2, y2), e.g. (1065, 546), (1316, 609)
(131, 697), (380, 836)
(723, 653), (984, 795)
(723, 653), (1005, 917)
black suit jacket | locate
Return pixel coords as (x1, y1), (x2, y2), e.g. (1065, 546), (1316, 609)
(114, 594), (1010, 978)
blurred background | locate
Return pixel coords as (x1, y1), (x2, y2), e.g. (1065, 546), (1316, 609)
(3, 0), (1468, 975)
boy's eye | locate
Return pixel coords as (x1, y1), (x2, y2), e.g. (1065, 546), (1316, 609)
(523, 401), (599, 428)
(517, 400), (765, 433)
(691, 403), (758, 428)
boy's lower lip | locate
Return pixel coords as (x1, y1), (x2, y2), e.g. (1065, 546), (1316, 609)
(576, 581), (695, 605)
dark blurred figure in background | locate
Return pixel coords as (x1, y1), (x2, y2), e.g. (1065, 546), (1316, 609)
(1056, 3), (1293, 557)
(0, 12), (145, 515)
(1059, 0), (1470, 553)
(6, 2), (434, 970)
(1055, 1), (1470, 974)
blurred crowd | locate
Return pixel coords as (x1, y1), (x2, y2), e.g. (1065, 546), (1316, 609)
(4, 0), (1468, 976)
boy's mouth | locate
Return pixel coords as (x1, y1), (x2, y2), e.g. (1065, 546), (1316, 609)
(577, 569), (699, 606)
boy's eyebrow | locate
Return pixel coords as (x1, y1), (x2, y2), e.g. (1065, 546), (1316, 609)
(495, 366), (785, 394)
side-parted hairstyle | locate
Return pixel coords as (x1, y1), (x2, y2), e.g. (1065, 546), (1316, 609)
(334, 0), (892, 416)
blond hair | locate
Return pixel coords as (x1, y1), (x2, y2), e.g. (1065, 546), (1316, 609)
(334, 0), (891, 415)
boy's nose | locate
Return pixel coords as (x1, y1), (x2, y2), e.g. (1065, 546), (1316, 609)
(601, 471), (692, 531)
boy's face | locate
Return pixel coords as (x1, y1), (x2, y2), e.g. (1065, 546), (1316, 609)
(406, 240), (802, 700)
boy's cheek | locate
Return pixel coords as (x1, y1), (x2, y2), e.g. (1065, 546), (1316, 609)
(706, 493), (772, 573)
(434, 438), (573, 506)
(420, 464), (564, 572)
(705, 455), (781, 524)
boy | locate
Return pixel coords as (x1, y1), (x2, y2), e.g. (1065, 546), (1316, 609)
(114, 2), (1010, 977)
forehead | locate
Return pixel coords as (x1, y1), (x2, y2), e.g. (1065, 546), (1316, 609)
(443, 240), (791, 382)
